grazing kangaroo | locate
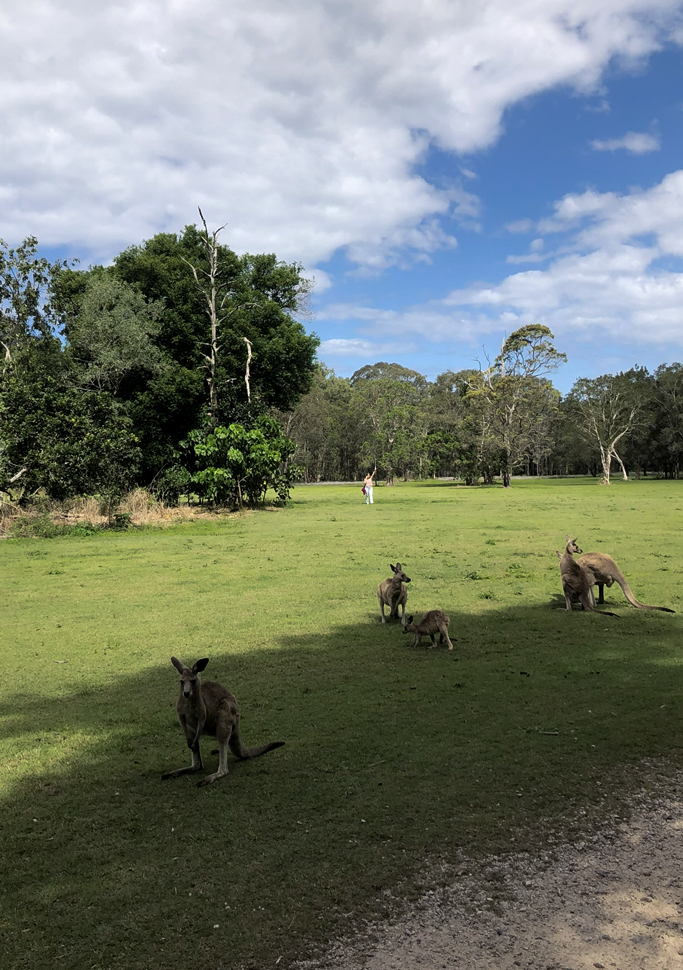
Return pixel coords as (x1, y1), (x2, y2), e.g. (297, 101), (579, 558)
(577, 549), (675, 613)
(556, 539), (618, 617)
(402, 610), (454, 650)
(161, 657), (284, 787)
(377, 562), (411, 623)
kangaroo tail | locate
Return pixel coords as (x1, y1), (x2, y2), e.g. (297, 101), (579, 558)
(618, 580), (675, 612)
(229, 728), (285, 760)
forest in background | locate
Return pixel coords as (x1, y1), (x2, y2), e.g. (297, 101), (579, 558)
(284, 352), (683, 487)
(2, 228), (682, 513)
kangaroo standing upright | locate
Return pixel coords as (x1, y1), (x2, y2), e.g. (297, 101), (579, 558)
(556, 539), (618, 616)
(161, 657), (284, 787)
(377, 562), (411, 623)
(577, 549), (675, 613)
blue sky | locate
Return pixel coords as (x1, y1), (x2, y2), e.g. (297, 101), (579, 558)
(2, 1), (683, 394)
(314, 44), (683, 392)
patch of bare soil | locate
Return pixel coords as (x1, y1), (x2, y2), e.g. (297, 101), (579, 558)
(302, 762), (683, 970)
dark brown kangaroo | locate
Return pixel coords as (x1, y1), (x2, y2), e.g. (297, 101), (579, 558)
(577, 550), (675, 613)
(377, 562), (411, 623)
(556, 539), (618, 617)
(161, 657), (284, 787)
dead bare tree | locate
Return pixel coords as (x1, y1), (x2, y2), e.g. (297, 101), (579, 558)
(183, 209), (258, 422)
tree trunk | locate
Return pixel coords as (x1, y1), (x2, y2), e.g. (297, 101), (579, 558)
(611, 446), (628, 481)
(599, 445), (612, 485)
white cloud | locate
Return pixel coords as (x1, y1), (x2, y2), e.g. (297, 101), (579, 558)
(505, 219), (536, 234)
(0, 0), (681, 271)
(319, 302), (503, 346)
(307, 268), (333, 294)
(446, 172), (683, 345)
(325, 171), (683, 357)
(318, 337), (417, 358)
(591, 130), (661, 152)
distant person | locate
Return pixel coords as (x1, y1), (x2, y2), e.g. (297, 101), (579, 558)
(363, 467), (376, 504)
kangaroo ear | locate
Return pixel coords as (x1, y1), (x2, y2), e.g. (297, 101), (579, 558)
(564, 534), (571, 542)
(193, 658), (210, 673)
(406, 615), (413, 624)
(395, 562), (402, 570)
(390, 563), (396, 572)
(171, 656), (185, 674)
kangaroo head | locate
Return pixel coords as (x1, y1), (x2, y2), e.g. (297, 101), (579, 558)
(171, 656), (209, 699)
(390, 563), (411, 583)
(402, 615), (414, 633)
(565, 537), (582, 556)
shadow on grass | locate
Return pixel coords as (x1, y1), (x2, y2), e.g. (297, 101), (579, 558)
(2, 602), (682, 970)
(412, 477), (627, 489)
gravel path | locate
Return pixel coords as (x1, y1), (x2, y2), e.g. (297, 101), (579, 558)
(299, 762), (683, 970)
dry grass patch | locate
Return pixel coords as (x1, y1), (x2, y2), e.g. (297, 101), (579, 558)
(0, 501), (21, 536)
(0, 488), (246, 537)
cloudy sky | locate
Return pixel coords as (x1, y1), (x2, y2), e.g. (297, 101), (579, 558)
(3, 0), (683, 391)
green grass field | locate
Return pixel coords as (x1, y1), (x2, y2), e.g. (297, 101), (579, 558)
(1, 478), (682, 969)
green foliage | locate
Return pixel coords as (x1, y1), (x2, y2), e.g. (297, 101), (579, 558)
(114, 225), (319, 422)
(3, 230), (319, 497)
(650, 362), (683, 476)
(149, 463), (192, 505)
(0, 235), (68, 364)
(182, 414), (294, 506)
(0, 340), (141, 499)
(66, 273), (166, 395)
(351, 365), (429, 483)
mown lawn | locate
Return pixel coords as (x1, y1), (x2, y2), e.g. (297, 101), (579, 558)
(1, 478), (682, 969)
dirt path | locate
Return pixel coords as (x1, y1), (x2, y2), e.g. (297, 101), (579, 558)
(301, 763), (683, 970)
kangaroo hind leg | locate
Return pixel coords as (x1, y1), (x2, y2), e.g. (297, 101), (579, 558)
(162, 743), (203, 780)
(197, 729), (231, 787)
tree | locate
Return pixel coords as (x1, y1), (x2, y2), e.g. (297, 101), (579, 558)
(425, 369), (494, 483)
(651, 363), (683, 478)
(114, 224), (319, 425)
(51, 225), (319, 488)
(181, 415), (294, 507)
(350, 363), (428, 484)
(469, 325), (566, 486)
(278, 366), (339, 481)
(565, 368), (650, 484)
(66, 273), (166, 395)
(0, 339), (140, 501)
(0, 236), (67, 370)
(182, 210), (261, 421)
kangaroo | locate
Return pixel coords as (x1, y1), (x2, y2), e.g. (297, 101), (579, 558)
(377, 562), (411, 623)
(556, 539), (618, 616)
(402, 610), (454, 650)
(161, 657), (284, 787)
(576, 549), (675, 613)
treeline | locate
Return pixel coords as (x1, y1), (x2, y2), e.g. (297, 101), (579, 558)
(283, 340), (683, 486)
(0, 226), (319, 508)
(2, 229), (681, 508)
